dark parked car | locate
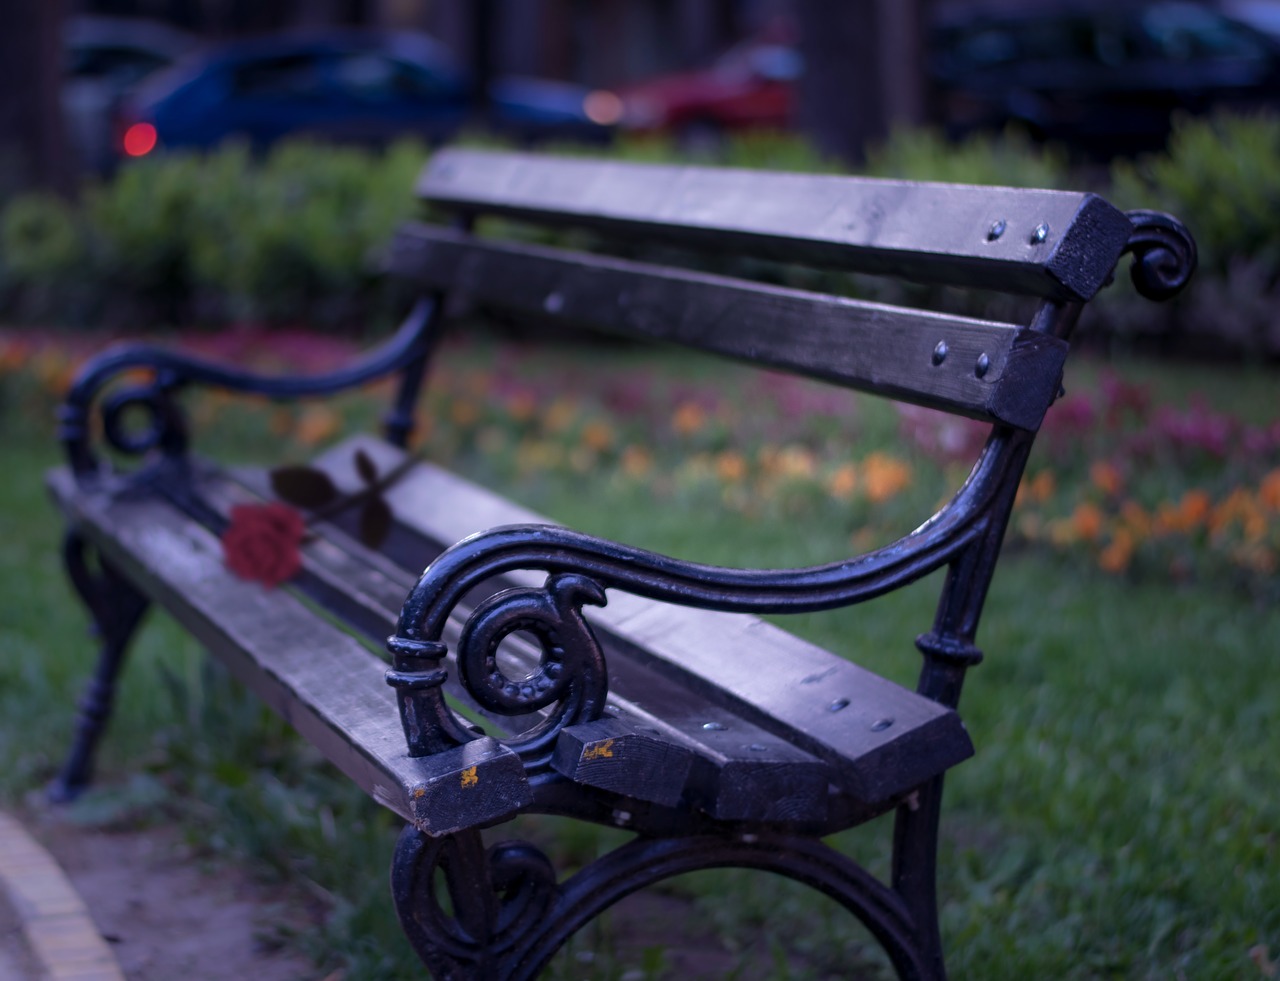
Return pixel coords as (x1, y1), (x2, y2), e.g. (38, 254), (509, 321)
(932, 0), (1280, 155)
(117, 29), (619, 160)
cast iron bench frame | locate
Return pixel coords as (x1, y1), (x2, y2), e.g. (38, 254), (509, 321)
(46, 149), (1195, 980)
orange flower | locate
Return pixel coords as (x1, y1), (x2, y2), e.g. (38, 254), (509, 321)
(1260, 468), (1280, 512)
(451, 399), (480, 428)
(543, 397), (577, 433)
(826, 463), (858, 500)
(620, 445), (653, 477)
(581, 421), (614, 453)
(295, 405), (341, 446)
(1089, 460), (1123, 497)
(1176, 489), (1212, 532)
(862, 452), (912, 503)
(671, 401), (706, 436)
(1119, 500), (1151, 539)
(1028, 470), (1057, 503)
(1098, 528), (1134, 574)
(506, 392), (537, 422)
(715, 450), (748, 483)
(1071, 501), (1105, 542)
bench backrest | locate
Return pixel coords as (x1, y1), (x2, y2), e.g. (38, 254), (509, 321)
(389, 148), (1138, 433)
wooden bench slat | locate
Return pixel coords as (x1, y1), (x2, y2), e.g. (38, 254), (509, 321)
(390, 224), (1069, 430)
(46, 468), (534, 837)
(418, 148), (1134, 301)
(200, 463), (837, 822)
(312, 435), (974, 806)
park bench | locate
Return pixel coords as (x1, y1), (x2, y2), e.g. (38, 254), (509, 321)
(46, 148), (1195, 979)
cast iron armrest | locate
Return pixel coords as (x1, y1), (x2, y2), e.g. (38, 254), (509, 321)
(59, 298), (439, 480)
(385, 425), (1033, 765)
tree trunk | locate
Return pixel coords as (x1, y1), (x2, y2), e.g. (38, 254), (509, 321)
(795, 0), (926, 165)
(0, 0), (72, 195)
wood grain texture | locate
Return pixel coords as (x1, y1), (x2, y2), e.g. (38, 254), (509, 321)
(389, 225), (1068, 430)
(418, 148), (1134, 301)
(46, 468), (532, 837)
(315, 435), (974, 807)
(196, 455), (839, 824)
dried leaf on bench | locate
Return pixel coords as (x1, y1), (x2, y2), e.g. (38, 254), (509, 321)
(271, 465), (340, 509)
(355, 447), (379, 486)
(360, 496), (393, 549)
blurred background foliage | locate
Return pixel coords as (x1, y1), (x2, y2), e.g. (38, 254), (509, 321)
(3, 112), (1278, 357)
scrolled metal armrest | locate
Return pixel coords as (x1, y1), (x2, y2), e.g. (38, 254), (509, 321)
(1123, 210), (1197, 302)
(386, 430), (1030, 764)
(60, 299), (437, 479)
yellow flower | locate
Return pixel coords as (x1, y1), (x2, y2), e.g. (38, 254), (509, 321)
(776, 445), (816, 480)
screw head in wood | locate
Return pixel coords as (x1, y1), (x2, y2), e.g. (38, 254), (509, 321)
(932, 341), (948, 366)
(988, 219), (1007, 241)
(1030, 223), (1050, 245)
(975, 353), (991, 378)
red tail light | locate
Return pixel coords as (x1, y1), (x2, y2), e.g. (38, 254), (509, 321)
(122, 123), (158, 157)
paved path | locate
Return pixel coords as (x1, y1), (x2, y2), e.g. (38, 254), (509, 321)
(0, 810), (125, 981)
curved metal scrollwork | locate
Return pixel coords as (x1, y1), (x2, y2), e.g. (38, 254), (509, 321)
(392, 824), (943, 981)
(387, 572), (610, 766)
(1123, 210), (1198, 302)
(60, 297), (438, 479)
(387, 430), (1031, 761)
(457, 573), (608, 762)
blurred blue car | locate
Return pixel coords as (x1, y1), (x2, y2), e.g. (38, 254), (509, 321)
(118, 29), (621, 159)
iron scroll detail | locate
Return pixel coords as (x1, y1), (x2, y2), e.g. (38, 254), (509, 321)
(59, 297), (439, 479)
(1123, 210), (1197, 302)
(386, 430), (1028, 763)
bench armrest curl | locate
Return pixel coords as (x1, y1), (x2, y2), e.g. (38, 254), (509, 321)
(60, 298), (439, 479)
(385, 426), (1033, 765)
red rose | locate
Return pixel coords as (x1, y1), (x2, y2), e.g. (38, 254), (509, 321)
(221, 503), (305, 588)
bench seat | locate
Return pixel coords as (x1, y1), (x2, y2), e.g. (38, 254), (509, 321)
(49, 433), (972, 836)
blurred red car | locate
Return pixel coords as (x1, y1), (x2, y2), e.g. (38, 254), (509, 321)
(618, 37), (802, 143)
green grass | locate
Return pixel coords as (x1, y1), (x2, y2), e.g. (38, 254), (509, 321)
(1, 343), (1277, 980)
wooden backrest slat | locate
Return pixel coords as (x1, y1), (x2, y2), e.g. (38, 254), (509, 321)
(418, 148), (1134, 302)
(390, 223), (1069, 431)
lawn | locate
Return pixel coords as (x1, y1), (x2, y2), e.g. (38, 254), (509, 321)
(1, 329), (1277, 979)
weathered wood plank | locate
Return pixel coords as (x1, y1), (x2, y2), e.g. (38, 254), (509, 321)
(313, 435), (975, 806)
(218, 458), (838, 822)
(418, 148), (1134, 301)
(46, 469), (532, 837)
(389, 224), (1068, 430)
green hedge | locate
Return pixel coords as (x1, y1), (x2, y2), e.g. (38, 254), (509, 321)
(2, 116), (1277, 355)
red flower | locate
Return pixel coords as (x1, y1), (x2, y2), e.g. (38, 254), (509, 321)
(221, 503), (305, 588)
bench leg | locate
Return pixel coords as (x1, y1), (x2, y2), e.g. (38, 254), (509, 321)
(392, 821), (946, 980)
(48, 530), (150, 803)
